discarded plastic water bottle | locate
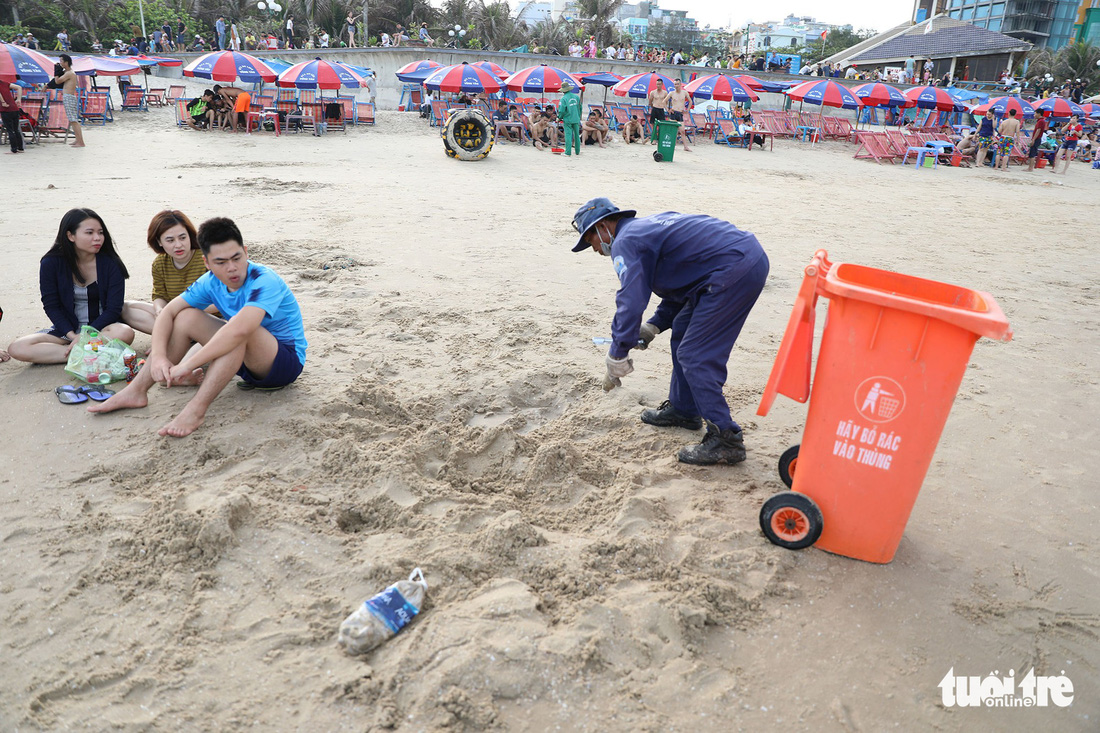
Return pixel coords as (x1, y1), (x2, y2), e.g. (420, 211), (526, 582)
(337, 568), (427, 656)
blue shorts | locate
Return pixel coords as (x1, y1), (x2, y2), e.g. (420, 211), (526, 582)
(1062, 139), (1078, 150)
(237, 340), (303, 388)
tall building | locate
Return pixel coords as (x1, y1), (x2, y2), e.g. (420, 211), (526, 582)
(1074, 0), (1100, 42)
(931, 0), (1080, 49)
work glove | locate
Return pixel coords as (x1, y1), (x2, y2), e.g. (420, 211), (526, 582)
(604, 354), (633, 392)
(637, 322), (662, 350)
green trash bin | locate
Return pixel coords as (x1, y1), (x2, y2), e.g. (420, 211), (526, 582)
(653, 120), (681, 162)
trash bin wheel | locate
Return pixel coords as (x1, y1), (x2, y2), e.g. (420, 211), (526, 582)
(778, 444), (800, 489)
(760, 491), (822, 550)
(653, 151), (663, 162)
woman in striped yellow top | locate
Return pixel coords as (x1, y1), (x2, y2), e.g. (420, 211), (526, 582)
(122, 210), (208, 334)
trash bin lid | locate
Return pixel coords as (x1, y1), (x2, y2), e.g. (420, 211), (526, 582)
(820, 263), (1012, 342)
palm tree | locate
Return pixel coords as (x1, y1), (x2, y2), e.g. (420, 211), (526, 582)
(572, 0), (623, 49)
(527, 17), (570, 55)
(475, 0), (525, 51)
(1054, 42), (1100, 95)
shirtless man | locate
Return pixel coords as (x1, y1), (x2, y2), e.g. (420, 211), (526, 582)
(582, 109), (609, 147)
(531, 107), (559, 150)
(645, 82), (668, 145)
(994, 109), (1021, 171)
(621, 115), (644, 144)
(213, 85), (246, 130)
(665, 78), (692, 152)
(54, 55), (85, 147)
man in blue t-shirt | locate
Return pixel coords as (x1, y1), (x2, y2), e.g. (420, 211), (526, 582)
(91, 217), (307, 437)
(571, 198), (769, 465)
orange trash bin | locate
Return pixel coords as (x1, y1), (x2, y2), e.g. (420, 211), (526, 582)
(756, 250), (1012, 563)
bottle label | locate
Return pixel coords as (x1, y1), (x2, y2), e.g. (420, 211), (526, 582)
(365, 586), (419, 634)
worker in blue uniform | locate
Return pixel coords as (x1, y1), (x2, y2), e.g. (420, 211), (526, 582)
(571, 197), (769, 465)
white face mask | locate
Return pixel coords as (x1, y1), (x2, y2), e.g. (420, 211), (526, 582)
(594, 222), (613, 255)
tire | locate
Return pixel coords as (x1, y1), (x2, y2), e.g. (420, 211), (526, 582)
(778, 444), (800, 489)
(759, 491), (822, 550)
(442, 108), (494, 161)
(653, 150), (663, 162)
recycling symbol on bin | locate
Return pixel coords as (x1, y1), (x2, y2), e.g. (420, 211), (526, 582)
(854, 376), (906, 424)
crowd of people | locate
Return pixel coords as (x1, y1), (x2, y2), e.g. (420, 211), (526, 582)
(5, 208), (307, 437)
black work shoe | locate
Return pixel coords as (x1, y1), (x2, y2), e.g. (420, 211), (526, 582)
(677, 422), (747, 465)
(641, 400), (703, 430)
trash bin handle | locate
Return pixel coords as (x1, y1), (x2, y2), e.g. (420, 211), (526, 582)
(757, 250), (830, 416)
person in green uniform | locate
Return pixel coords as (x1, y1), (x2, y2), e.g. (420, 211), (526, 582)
(559, 81), (582, 156)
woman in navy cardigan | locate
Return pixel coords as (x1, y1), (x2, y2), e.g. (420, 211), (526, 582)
(8, 208), (135, 364)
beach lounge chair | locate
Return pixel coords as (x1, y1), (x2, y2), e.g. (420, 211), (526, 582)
(277, 88), (297, 102)
(121, 87), (147, 111)
(39, 102), (71, 141)
(81, 91), (110, 125)
(146, 88), (166, 107)
(690, 112), (711, 140)
(16, 97), (43, 144)
(173, 98), (193, 128)
(430, 99), (448, 127)
(610, 106), (630, 132)
(714, 119), (745, 148)
(355, 102), (375, 125)
(166, 85), (186, 103)
(253, 94), (275, 110)
(852, 131), (896, 164)
(298, 90), (317, 106)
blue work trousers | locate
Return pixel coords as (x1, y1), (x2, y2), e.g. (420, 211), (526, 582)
(668, 254), (769, 431)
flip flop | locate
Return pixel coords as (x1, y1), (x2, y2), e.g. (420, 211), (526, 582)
(235, 381), (285, 392)
(55, 385), (89, 404)
(78, 385), (115, 402)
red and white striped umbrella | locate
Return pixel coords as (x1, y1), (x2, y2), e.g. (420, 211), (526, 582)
(612, 71), (675, 98)
(1031, 96), (1086, 118)
(471, 60), (510, 79)
(904, 85), (965, 111)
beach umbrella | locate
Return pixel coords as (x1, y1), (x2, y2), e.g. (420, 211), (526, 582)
(277, 59), (368, 89)
(732, 74), (794, 94)
(612, 71), (676, 99)
(785, 79), (861, 109)
(395, 59), (441, 82)
(1078, 102), (1100, 118)
(904, 85), (965, 111)
(63, 55), (145, 76)
(1031, 96), (1086, 118)
(577, 72), (623, 86)
(851, 82), (910, 108)
(972, 96), (1035, 119)
(424, 61), (503, 94)
(684, 74), (758, 103)
(183, 50), (278, 83)
(0, 41), (56, 83)
(506, 64), (583, 93)
(128, 54), (183, 67)
(471, 60), (510, 79)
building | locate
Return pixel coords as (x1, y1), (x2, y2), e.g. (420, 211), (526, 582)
(920, 0), (1080, 49)
(516, 1), (553, 26)
(741, 16), (842, 54)
(824, 14), (1032, 81)
(611, 0), (700, 46)
(1074, 0), (1100, 42)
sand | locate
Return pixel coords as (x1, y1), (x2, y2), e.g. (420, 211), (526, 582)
(1, 84), (1098, 732)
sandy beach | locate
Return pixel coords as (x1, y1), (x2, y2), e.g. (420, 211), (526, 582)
(0, 85), (1097, 731)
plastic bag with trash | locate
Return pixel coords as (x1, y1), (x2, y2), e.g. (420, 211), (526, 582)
(338, 568), (428, 655)
(64, 325), (137, 384)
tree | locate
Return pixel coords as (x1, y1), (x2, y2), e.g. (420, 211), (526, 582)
(789, 26), (877, 64)
(572, 0), (623, 48)
(1026, 42), (1100, 95)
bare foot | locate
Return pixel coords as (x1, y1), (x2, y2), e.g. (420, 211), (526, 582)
(158, 405), (205, 437)
(88, 385), (148, 414)
(169, 368), (205, 387)
(71, 143), (86, 147)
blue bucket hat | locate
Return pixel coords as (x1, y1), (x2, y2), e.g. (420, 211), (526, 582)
(571, 197), (636, 252)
